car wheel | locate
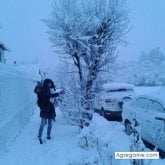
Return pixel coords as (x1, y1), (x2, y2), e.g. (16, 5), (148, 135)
(101, 107), (105, 117)
(125, 120), (133, 135)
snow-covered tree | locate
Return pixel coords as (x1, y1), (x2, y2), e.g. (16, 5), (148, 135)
(139, 47), (165, 63)
(108, 47), (165, 86)
(45, 0), (129, 127)
(136, 47), (165, 85)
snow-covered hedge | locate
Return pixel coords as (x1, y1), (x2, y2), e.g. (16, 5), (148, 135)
(0, 64), (35, 152)
(78, 114), (131, 165)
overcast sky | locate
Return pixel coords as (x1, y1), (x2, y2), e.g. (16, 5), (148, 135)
(119, 0), (165, 61)
(0, 0), (165, 65)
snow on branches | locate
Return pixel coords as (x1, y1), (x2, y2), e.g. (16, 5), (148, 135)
(45, 0), (129, 127)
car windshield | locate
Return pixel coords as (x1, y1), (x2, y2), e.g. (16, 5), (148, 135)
(135, 97), (165, 112)
(151, 100), (165, 112)
(135, 97), (152, 109)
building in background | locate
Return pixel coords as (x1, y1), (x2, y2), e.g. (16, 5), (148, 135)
(0, 43), (8, 63)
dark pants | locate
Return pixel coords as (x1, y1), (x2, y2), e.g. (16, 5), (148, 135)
(38, 118), (52, 138)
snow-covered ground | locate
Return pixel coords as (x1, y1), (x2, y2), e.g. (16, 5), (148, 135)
(0, 109), (129, 165)
(134, 86), (164, 97)
(0, 87), (165, 165)
(0, 109), (164, 165)
(0, 108), (85, 165)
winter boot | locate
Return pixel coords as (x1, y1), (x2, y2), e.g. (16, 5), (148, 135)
(47, 136), (51, 140)
(38, 137), (43, 144)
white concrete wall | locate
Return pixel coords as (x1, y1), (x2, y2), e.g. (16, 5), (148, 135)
(0, 64), (35, 152)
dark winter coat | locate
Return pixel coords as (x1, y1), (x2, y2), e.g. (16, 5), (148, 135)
(40, 79), (59, 119)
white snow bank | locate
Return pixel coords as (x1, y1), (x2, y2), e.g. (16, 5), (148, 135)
(0, 64), (35, 153)
(79, 113), (131, 165)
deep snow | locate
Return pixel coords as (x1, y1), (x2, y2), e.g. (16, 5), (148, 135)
(0, 108), (130, 165)
(0, 108), (87, 165)
(0, 87), (165, 165)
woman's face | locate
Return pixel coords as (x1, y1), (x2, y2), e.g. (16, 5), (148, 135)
(48, 82), (52, 88)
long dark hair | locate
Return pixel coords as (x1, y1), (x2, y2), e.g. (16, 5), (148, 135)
(43, 79), (55, 90)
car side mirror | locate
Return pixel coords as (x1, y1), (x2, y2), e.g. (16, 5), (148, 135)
(130, 112), (136, 119)
(155, 113), (165, 122)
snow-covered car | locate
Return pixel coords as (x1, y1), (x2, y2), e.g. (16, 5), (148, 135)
(122, 95), (165, 152)
(94, 83), (134, 121)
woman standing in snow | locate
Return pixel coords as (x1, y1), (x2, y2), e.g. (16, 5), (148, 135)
(38, 78), (59, 144)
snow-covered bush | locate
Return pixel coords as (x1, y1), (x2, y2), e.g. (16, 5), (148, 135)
(0, 64), (35, 152)
(58, 62), (91, 128)
(78, 115), (113, 164)
(78, 114), (131, 165)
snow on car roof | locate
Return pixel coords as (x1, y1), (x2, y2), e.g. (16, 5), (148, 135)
(102, 83), (134, 91)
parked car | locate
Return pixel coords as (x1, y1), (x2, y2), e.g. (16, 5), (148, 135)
(94, 83), (134, 121)
(122, 95), (165, 152)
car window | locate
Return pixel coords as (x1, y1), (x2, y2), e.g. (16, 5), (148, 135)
(106, 89), (133, 92)
(151, 100), (165, 113)
(135, 97), (152, 110)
